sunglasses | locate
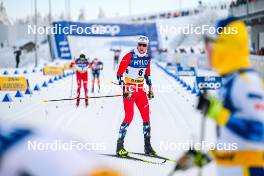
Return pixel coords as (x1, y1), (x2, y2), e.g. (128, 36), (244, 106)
(138, 43), (147, 47)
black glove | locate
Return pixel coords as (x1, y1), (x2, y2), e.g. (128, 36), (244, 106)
(174, 149), (211, 171)
(197, 91), (210, 115)
(123, 90), (132, 100)
(147, 90), (154, 100)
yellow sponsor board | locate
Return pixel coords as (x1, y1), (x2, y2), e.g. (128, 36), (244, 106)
(43, 66), (64, 76)
(0, 76), (29, 91)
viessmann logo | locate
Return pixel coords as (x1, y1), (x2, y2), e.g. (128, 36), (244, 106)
(91, 25), (120, 36)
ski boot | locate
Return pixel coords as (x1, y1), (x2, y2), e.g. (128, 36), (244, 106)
(143, 122), (156, 156)
(144, 137), (156, 156)
(116, 139), (128, 157)
(85, 96), (89, 107)
(98, 85), (101, 93)
(76, 97), (80, 107)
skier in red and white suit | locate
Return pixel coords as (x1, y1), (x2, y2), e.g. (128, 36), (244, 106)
(70, 54), (90, 107)
(116, 35), (156, 157)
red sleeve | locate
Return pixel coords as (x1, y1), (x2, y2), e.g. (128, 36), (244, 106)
(117, 53), (132, 76)
(70, 59), (76, 67)
(145, 59), (151, 76)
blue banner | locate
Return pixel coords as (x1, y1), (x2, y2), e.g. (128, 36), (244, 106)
(176, 65), (196, 76)
(53, 21), (159, 59)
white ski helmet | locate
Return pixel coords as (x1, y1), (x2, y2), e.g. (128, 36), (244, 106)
(137, 35), (149, 45)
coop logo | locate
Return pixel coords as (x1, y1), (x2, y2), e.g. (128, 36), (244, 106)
(177, 66), (196, 76)
(196, 76), (222, 90)
(178, 71), (196, 76)
(91, 25), (120, 36)
(198, 82), (221, 89)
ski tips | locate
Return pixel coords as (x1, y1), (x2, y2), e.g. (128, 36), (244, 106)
(110, 80), (117, 85)
(110, 80), (119, 85)
(41, 99), (48, 103)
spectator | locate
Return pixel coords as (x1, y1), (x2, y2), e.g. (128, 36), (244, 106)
(261, 47), (264, 55)
(230, 0), (256, 8)
(179, 48), (187, 54)
(14, 47), (22, 68)
(190, 47), (194, 54)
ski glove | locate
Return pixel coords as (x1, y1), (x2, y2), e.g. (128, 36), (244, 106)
(123, 91), (132, 100)
(197, 93), (230, 126)
(192, 150), (211, 167)
(148, 90), (154, 100)
(175, 149), (211, 171)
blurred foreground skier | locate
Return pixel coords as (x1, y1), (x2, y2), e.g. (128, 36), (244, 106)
(174, 17), (264, 176)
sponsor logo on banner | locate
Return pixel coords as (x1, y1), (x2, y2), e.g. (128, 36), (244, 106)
(91, 25), (120, 36)
(43, 66), (64, 76)
(0, 76), (29, 91)
(176, 65), (196, 76)
(196, 76), (222, 90)
(166, 62), (176, 70)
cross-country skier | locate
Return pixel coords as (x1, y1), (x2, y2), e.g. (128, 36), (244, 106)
(111, 48), (121, 70)
(175, 17), (264, 176)
(90, 58), (104, 93)
(115, 35), (156, 157)
(70, 54), (90, 107)
(0, 124), (123, 176)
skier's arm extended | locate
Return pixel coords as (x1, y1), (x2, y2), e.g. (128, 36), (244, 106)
(69, 58), (76, 68)
(116, 53), (132, 99)
(116, 53), (131, 84)
(117, 53), (131, 76)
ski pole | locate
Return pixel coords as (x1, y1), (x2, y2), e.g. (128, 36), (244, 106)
(42, 94), (123, 103)
(70, 57), (75, 98)
(168, 91), (208, 176)
(110, 80), (119, 85)
(197, 90), (207, 176)
(70, 72), (74, 97)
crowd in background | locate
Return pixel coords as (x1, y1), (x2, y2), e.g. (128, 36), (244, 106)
(255, 47), (264, 56)
(156, 46), (264, 56)
(230, 0), (257, 8)
(131, 3), (228, 22)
